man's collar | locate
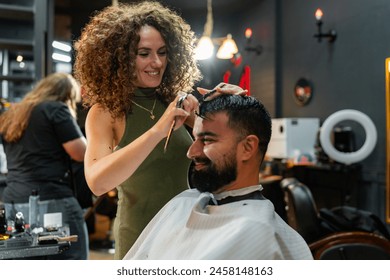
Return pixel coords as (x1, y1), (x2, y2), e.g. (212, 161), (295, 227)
(205, 185), (264, 206)
(213, 185), (263, 201)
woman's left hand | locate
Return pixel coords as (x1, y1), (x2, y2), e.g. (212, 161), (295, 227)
(197, 83), (247, 101)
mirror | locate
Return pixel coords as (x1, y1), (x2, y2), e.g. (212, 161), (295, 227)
(294, 78), (313, 106)
(385, 58), (390, 223)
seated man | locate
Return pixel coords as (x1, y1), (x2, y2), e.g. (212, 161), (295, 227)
(124, 94), (313, 260)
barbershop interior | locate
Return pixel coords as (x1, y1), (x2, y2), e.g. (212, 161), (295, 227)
(1, 0), (390, 260)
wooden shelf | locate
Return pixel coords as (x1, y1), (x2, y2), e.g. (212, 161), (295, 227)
(0, 4), (34, 21)
(0, 0), (52, 102)
(0, 75), (34, 82)
(0, 38), (33, 50)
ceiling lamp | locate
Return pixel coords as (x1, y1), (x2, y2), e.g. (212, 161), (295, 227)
(195, 0), (238, 60)
(195, 0), (214, 60)
(195, 36), (214, 60)
(216, 34), (238, 59)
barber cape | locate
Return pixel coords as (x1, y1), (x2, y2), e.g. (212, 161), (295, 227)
(124, 185), (313, 260)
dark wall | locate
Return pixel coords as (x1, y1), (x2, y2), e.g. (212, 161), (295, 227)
(191, 0), (277, 116)
(189, 0), (389, 221)
(278, 0), (390, 220)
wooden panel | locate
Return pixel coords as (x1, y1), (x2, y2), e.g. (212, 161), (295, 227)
(385, 58), (390, 223)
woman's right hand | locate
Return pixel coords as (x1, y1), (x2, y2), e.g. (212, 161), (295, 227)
(153, 93), (197, 138)
(197, 83), (247, 101)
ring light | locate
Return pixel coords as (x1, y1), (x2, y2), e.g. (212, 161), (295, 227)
(319, 109), (377, 165)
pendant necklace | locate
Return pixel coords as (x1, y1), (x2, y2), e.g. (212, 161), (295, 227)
(131, 98), (157, 120)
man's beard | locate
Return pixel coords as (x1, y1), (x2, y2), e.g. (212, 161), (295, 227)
(189, 153), (238, 193)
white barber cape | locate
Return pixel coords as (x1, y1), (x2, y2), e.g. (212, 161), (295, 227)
(124, 185), (313, 260)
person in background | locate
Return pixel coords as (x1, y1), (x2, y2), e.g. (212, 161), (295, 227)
(73, 1), (245, 259)
(124, 94), (313, 260)
(0, 73), (88, 259)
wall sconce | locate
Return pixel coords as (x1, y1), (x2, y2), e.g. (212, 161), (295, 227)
(195, 0), (238, 60)
(244, 28), (262, 55)
(313, 8), (337, 43)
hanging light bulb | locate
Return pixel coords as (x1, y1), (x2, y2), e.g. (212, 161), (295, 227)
(216, 34), (238, 59)
(195, 36), (214, 60)
(195, 0), (214, 60)
(195, 0), (239, 60)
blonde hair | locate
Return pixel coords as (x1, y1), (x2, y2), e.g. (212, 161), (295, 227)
(74, 1), (202, 118)
(0, 72), (80, 142)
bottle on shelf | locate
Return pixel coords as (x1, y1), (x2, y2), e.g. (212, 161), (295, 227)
(28, 189), (40, 230)
(0, 143), (7, 174)
(14, 212), (25, 233)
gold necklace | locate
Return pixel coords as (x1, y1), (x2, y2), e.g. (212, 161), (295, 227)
(131, 98), (157, 120)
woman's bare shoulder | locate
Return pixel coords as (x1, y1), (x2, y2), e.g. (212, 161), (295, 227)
(87, 104), (125, 144)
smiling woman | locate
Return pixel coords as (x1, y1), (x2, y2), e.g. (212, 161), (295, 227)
(133, 25), (168, 88)
(72, 1), (204, 260)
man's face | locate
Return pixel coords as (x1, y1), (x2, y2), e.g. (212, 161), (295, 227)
(187, 112), (240, 193)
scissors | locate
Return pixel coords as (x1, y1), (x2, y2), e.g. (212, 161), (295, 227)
(202, 83), (226, 100)
(164, 94), (188, 153)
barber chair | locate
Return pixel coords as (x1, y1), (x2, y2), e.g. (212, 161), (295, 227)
(309, 231), (390, 260)
(280, 177), (325, 243)
(280, 177), (390, 259)
(260, 176), (287, 222)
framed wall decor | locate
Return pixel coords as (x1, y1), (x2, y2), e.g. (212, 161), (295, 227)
(294, 78), (312, 106)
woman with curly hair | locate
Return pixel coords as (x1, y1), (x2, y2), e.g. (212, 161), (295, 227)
(0, 73), (88, 259)
(73, 1), (244, 259)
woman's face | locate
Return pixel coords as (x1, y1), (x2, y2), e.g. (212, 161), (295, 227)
(134, 25), (168, 88)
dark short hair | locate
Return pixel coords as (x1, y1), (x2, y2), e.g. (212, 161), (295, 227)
(199, 94), (272, 160)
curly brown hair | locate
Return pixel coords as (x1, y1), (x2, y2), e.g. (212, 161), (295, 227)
(73, 1), (202, 118)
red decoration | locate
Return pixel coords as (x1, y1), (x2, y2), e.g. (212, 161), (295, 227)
(222, 65), (251, 95)
(238, 65), (251, 96)
(230, 53), (242, 67)
(223, 70), (231, 84)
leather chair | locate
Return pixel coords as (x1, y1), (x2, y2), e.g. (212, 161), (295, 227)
(280, 177), (324, 243)
(281, 177), (390, 260)
(309, 231), (390, 260)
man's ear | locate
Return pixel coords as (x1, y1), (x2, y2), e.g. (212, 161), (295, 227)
(239, 135), (260, 161)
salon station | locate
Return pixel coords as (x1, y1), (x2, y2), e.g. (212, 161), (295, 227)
(1, 0), (390, 260)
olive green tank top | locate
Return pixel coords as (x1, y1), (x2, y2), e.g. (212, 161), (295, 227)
(113, 89), (192, 259)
